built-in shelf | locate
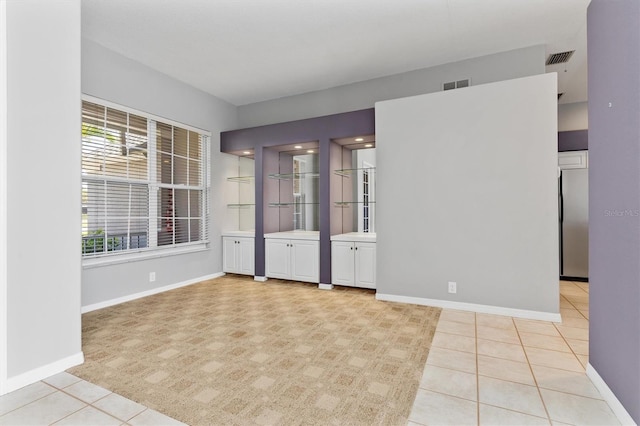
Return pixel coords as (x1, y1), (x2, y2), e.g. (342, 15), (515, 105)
(227, 203), (256, 208)
(334, 167), (376, 177)
(226, 176), (254, 184)
(268, 172), (319, 180)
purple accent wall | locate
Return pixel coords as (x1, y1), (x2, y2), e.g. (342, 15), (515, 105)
(588, 1), (640, 422)
(558, 130), (588, 152)
(221, 109), (375, 284)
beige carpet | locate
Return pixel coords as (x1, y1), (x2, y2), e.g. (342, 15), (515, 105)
(69, 275), (441, 425)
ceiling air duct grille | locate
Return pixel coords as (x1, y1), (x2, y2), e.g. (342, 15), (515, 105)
(546, 50), (575, 65)
(443, 78), (470, 91)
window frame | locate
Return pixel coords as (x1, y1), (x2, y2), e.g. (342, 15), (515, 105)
(81, 95), (212, 269)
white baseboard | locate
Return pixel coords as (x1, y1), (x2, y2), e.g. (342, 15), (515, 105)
(375, 293), (562, 322)
(586, 364), (637, 426)
(3, 352), (84, 395)
(81, 272), (225, 313)
(254, 276), (267, 282)
(318, 283), (334, 290)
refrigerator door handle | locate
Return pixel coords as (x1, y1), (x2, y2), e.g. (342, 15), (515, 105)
(559, 172), (564, 223)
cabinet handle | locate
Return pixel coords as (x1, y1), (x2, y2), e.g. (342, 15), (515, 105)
(350, 247), (353, 250)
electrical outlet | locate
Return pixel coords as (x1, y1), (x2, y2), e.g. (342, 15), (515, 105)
(149, 272), (156, 282)
(448, 281), (457, 294)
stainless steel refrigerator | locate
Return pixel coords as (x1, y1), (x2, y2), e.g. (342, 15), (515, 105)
(559, 168), (589, 280)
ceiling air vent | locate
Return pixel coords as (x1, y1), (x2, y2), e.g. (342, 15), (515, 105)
(546, 50), (575, 65)
(443, 78), (470, 91)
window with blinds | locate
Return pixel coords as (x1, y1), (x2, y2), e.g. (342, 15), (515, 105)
(81, 100), (209, 258)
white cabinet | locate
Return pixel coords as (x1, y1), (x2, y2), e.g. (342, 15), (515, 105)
(331, 234), (376, 289)
(558, 151), (588, 169)
(354, 242), (376, 288)
(265, 233), (319, 283)
(223, 236), (254, 276)
(264, 238), (290, 279)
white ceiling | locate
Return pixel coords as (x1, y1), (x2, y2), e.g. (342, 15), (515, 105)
(82, 0), (590, 106)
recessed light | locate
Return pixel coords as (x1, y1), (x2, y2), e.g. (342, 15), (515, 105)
(307, 150), (314, 153)
(364, 144), (373, 148)
(294, 145), (302, 149)
(355, 137), (364, 142)
(243, 151), (251, 155)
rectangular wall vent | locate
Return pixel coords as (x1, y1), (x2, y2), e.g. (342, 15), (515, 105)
(443, 79), (471, 91)
(546, 50), (575, 65)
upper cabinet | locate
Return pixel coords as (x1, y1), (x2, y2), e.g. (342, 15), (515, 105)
(558, 151), (588, 170)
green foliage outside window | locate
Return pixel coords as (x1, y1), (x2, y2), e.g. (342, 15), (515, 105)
(81, 229), (122, 254)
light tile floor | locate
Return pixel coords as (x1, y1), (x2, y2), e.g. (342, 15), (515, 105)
(0, 372), (185, 426)
(0, 280), (617, 426)
(408, 280), (622, 426)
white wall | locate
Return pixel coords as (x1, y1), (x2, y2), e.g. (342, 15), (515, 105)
(81, 39), (238, 308)
(558, 101), (588, 131)
(0, 0), (8, 394)
(238, 45), (545, 128)
(3, 0), (83, 392)
(375, 74), (559, 317)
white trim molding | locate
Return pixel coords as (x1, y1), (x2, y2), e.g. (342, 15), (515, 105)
(318, 283), (334, 290)
(254, 276), (268, 282)
(81, 272), (224, 313)
(0, 0), (8, 396)
(586, 364), (637, 426)
(4, 352), (84, 395)
(375, 293), (562, 322)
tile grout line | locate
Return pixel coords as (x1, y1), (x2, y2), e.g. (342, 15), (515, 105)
(87, 393), (149, 424)
(511, 316), (553, 425)
(47, 378), (147, 425)
(560, 294), (589, 321)
(478, 401), (554, 422)
(52, 386), (124, 424)
(0, 382), (60, 420)
(48, 399), (90, 426)
(571, 280), (590, 296)
(553, 321), (588, 369)
(473, 312), (480, 426)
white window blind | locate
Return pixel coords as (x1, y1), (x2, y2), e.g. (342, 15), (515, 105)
(81, 100), (209, 258)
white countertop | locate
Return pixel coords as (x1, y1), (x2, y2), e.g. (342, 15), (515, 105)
(222, 230), (255, 238)
(330, 232), (376, 243)
(264, 230), (320, 241)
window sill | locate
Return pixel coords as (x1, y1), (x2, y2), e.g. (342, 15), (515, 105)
(82, 243), (209, 269)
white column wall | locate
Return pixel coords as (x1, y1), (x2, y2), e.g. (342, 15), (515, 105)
(3, 0), (83, 392)
(375, 74), (559, 319)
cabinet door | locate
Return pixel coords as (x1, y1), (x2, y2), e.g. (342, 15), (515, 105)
(291, 240), (319, 283)
(355, 242), (376, 289)
(265, 239), (290, 279)
(331, 241), (355, 286)
(222, 237), (238, 273)
(238, 237), (255, 276)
